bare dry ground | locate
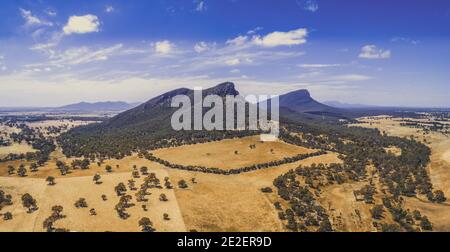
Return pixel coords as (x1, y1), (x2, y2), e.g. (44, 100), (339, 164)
(152, 135), (315, 170)
(0, 143), (36, 158)
(166, 152), (342, 232)
(352, 116), (450, 231)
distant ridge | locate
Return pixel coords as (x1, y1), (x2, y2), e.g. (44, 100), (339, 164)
(0, 101), (140, 113)
(56, 101), (138, 112)
(323, 101), (379, 109)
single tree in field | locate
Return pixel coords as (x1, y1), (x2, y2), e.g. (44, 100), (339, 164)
(191, 178), (197, 184)
(7, 165), (15, 175)
(159, 193), (168, 202)
(90, 208), (97, 216)
(105, 165), (113, 173)
(101, 194), (108, 201)
(17, 165), (27, 177)
(74, 198), (88, 208)
(21, 193), (38, 213)
(3, 212), (13, 221)
(135, 190), (147, 202)
(178, 180), (188, 189)
(132, 170), (140, 178)
(46, 176), (56, 186)
(93, 173), (102, 184)
(163, 213), (170, 221)
(140, 166), (149, 175)
(51, 205), (64, 218)
(138, 217), (155, 232)
(115, 183), (127, 196)
(30, 163), (38, 172)
(128, 179), (137, 191)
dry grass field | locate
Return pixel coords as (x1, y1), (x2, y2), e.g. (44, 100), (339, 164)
(0, 143), (36, 158)
(166, 152), (342, 232)
(0, 168), (186, 232)
(0, 129), (342, 232)
(152, 135), (315, 170)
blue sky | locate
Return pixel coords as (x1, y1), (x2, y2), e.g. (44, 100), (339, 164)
(0, 0), (449, 107)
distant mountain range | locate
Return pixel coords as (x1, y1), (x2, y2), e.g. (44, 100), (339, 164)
(0, 101), (141, 113)
(323, 101), (379, 109)
(56, 101), (140, 112)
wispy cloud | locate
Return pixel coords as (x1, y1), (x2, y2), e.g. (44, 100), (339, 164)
(27, 44), (125, 68)
(299, 64), (341, 68)
(20, 8), (53, 27)
(297, 0), (319, 13)
(195, 1), (207, 12)
(391, 37), (420, 45)
(105, 6), (115, 13)
(194, 41), (216, 53)
(0, 55), (6, 71)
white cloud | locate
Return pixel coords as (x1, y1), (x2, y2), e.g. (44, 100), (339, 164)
(230, 69), (240, 74)
(20, 8), (53, 27)
(105, 6), (115, 13)
(226, 35), (249, 47)
(299, 64), (341, 68)
(225, 58), (240, 66)
(359, 45), (391, 59)
(155, 40), (174, 54)
(63, 15), (100, 35)
(252, 28), (308, 47)
(195, 1), (207, 12)
(194, 41), (215, 53)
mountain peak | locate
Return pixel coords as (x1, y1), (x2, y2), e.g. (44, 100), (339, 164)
(285, 89), (311, 99)
(205, 82), (239, 96)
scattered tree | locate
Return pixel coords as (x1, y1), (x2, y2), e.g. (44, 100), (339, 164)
(105, 165), (113, 173)
(115, 183), (127, 196)
(93, 173), (102, 184)
(46, 176), (55, 186)
(138, 217), (155, 232)
(17, 165), (27, 177)
(178, 180), (188, 189)
(3, 212), (13, 221)
(21, 193), (38, 213)
(74, 198), (88, 208)
(159, 193), (168, 202)
(7, 165), (15, 175)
